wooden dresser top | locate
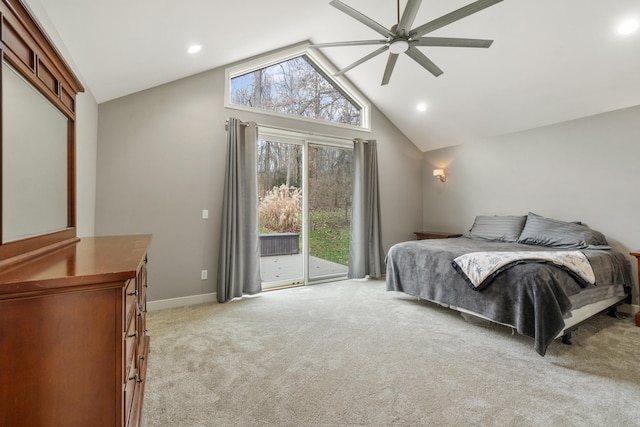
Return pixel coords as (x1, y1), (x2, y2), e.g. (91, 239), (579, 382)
(0, 235), (151, 295)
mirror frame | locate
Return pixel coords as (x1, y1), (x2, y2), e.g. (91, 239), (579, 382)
(0, 0), (84, 268)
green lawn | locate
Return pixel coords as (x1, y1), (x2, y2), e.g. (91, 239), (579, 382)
(309, 209), (350, 266)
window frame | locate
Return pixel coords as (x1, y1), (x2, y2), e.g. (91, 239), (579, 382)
(224, 43), (371, 132)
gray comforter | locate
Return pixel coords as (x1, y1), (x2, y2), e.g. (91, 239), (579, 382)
(385, 237), (632, 356)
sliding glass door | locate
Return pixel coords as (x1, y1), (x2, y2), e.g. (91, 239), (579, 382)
(257, 137), (304, 289)
(307, 143), (351, 282)
(257, 131), (352, 289)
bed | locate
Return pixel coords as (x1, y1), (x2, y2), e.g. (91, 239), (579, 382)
(385, 213), (633, 356)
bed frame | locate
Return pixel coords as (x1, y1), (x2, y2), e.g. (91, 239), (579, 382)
(431, 293), (629, 346)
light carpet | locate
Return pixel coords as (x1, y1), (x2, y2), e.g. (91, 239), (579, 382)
(141, 279), (640, 426)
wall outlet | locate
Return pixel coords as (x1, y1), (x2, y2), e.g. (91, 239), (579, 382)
(202, 209), (209, 219)
(201, 270), (208, 280)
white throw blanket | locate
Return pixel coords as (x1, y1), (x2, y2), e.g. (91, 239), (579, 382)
(452, 250), (595, 289)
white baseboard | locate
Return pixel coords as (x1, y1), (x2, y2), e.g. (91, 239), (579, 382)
(147, 292), (217, 312)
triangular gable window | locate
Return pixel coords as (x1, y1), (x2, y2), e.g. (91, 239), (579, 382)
(226, 47), (369, 129)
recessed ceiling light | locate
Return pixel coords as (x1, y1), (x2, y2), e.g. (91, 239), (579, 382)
(416, 103), (427, 112)
(187, 44), (202, 54)
(617, 19), (639, 35)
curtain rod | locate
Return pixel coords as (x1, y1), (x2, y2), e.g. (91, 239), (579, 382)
(224, 119), (249, 131)
(225, 119), (368, 143)
(256, 122), (361, 143)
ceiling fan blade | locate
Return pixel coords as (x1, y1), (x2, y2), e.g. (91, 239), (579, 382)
(405, 47), (443, 77)
(309, 40), (388, 48)
(410, 0), (503, 38)
(330, 0), (394, 38)
(397, 0), (422, 36)
(413, 37), (494, 48)
(381, 53), (400, 85)
(334, 45), (389, 76)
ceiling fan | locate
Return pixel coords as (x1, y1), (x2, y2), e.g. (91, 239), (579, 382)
(310, 0), (503, 85)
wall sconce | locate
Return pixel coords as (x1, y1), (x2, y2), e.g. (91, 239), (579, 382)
(433, 169), (446, 183)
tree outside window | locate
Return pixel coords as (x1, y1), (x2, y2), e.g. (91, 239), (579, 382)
(230, 55), (362, 127)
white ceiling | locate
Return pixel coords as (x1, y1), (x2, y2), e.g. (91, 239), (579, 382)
(36, 0), (640, 152)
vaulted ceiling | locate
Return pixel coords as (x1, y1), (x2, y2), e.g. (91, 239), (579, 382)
(35, 0), (640, 152)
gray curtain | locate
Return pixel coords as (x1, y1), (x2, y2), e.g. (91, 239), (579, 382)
(349, 139), (384, 279)
(217, 118), (262, 302)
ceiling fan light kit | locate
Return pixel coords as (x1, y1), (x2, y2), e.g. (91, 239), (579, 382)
(389, 40), (409, 54)
(311, 0), (504, 85)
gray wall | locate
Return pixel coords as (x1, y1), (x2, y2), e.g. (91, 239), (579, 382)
(76, 92), (98, 237)
(422, 104), (640, 307)
(96, 66), (423, 303)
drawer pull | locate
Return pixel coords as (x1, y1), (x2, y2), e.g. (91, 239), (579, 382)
(129, 374), (137, 382)
(128, 332), (137, 338)
(127, 290), (138, 296)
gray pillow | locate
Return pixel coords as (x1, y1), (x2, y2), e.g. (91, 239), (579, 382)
(517, 212), (610, 249)
(468, 215), (527, 242)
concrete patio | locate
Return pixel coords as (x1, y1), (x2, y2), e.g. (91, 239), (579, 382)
(260, 254), (348, 283)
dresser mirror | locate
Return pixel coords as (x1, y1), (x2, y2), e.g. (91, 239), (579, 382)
(2, 60), (69, 243)
(0, 0), (83, 265)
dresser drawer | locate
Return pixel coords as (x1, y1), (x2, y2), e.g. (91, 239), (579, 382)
(136, 260), (148, 363)
(125, 279), (137, 330)
(124, 314), (138, 382)
(124, 311), (139, 426)
(124, 366), (138, 426)
(137, 258), (147, 313)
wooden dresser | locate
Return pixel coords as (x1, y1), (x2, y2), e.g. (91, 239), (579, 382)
(0, 235), (151, 427)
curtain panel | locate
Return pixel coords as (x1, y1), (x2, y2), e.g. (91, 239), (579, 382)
(217, 118), (262, 302)
(349, 139), (384, 279)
